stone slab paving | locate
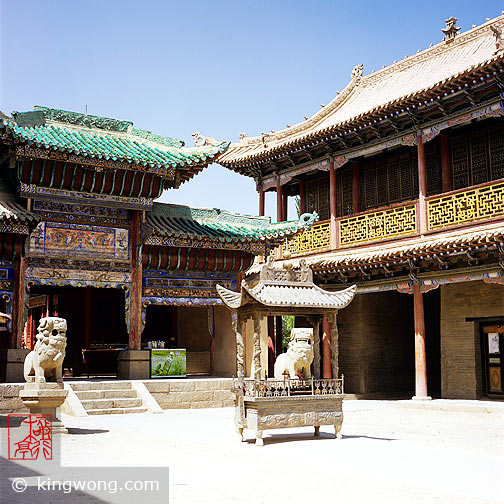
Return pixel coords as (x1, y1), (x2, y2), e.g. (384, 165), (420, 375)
(2, 400), (504, 503)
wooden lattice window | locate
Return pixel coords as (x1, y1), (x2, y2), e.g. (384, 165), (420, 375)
(304, 173), (330, 221)
(449, 120), (504, 190)
(425, 137), (442, 196)
(336, 165), (353, 217)
(488, 123), (504, 181)
(362, 148), (418, 210)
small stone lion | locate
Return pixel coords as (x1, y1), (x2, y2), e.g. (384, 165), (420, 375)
(274, 328), (314, 379)
(24, 317), (67, 383)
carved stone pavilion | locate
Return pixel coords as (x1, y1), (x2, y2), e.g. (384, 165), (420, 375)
(217, 258), (356, 444)
(219, 14), (504, 400)
(0, 106), (316, 383)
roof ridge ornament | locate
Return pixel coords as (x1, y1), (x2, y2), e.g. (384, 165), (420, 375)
(442, 16), (461, 42)
(192, 131), (222, 147)
(350, 63), (363, 82)
(490, 25), (504, 53)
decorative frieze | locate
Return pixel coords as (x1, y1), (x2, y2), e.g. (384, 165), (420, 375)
(33, 200), (129, 227)
(28, 221), (129, 261)
(20, 184), (153, 210)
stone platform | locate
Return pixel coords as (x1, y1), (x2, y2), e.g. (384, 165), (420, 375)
(144, 378), (234, 409)
(0, 377), (234, 415)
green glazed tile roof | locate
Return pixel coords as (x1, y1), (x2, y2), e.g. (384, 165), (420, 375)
(0, 200), (39, 225)
(146, 202), (318, 244)
(0, 181), (39, 229)
(1, 106), (229, 173)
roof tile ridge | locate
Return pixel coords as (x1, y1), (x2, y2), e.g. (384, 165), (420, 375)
(229, 76), (361, 149)
(363, 15), (504, 86)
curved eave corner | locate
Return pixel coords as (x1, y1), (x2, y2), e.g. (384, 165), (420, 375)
(216, 284), (243, 309)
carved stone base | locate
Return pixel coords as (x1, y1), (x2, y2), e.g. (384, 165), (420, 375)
(19, 382), (69, 434)
(237, 395), (344, 445)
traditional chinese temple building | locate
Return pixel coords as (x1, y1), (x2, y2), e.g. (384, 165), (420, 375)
(219, 15), (504, 400)
(0, 106), (312, 382)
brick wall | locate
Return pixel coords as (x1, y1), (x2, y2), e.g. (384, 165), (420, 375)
(441, 280), (504, 399)
(338, 291), (414, 396)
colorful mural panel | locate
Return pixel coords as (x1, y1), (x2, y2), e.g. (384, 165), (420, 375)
(29, 222), (129, 260)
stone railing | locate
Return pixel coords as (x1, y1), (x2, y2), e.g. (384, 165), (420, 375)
(234, 377), (344, 398)
(281, 220), (331, 256)
(338, 202), (417, 247)
(427, 179), (504, 231)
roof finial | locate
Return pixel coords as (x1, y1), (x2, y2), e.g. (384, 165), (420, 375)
(351, 63), (363, 81)
(192, 132), (221, 147)
(442, 16), (460, 41)
(490, 25), (504, 53)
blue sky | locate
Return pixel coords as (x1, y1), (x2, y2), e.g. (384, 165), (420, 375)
(1, 1), (502, 220)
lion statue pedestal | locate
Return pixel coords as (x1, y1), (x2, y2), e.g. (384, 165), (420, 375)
(19, 317), (69, 434)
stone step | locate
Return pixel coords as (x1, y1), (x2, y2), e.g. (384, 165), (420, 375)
(75, 390), (138, 400)
(80, 398), (143, 410)
(70, 381), (132, 391)
(86, 407), (148, 415)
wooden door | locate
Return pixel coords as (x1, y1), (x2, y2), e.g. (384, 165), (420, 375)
(482, 324), (504, 395)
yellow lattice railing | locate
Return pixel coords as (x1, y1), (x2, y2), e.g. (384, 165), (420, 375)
(428, 180), (504, 230)
(339, 204), (417, 246)
(282, 220), (331, 256)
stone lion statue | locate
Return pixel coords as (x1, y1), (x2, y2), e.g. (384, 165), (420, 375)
(274, 328), (314, 379)
(24, 317), (67, 383)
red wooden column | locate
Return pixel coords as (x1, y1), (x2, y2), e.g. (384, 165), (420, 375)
(352, 160), (360, 214)
(417, 134), (428, 234)
(299, 180), (306, 214)
(322, 316), (332, 379)
(129, 210), (143, 350)
(259, 189), (265, 216)
(11, 240), (25, 349)
(329, 160), (338, 249)
(413, 284), (429, 399)
(440, 133), (451, 193)
(276, 176), (283, 223)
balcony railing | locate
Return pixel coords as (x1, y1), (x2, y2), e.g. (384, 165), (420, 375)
(278, 179), (504, 257)
(339, 203), (417, 247)
(427, 179), (504, 230)
(282, 220), (331, 257)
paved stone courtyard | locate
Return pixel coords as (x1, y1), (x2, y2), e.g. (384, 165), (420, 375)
(2, 401), (504, 503)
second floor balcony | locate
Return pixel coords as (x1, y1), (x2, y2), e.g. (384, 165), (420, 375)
(279, 176), (504, 258)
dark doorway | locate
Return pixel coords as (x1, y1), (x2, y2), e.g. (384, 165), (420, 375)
(27, 285), (128, 376)
(142, 305), (178, 348)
